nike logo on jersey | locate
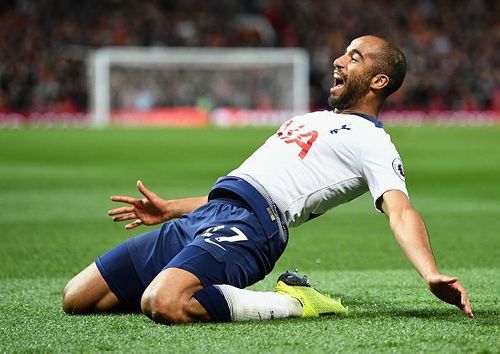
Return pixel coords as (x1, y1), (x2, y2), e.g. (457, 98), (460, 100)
(330, 124), (351, 134)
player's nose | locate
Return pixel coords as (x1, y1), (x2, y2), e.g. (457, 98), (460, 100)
(333, 54), (347, 69)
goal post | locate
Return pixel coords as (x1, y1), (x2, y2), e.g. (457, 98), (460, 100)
(88, 47), (309, 127)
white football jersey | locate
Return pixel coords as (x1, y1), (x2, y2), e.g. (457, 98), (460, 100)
(229, 110), (408, 228)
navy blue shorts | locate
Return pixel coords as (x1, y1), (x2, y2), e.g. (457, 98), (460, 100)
(96, 197), (282, 307)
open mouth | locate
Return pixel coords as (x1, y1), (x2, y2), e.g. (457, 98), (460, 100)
(331, 72), (345, 94)
(333, 72), (345, 88)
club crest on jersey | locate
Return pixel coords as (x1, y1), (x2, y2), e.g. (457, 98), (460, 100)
(392, 158), (405, 181)
(330, 124), (351, 134)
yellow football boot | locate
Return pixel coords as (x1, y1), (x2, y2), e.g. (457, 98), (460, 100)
(275, 270), (348, 317)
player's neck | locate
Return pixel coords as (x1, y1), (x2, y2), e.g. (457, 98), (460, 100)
(334, 97), (383, 119)
(334, 106), (380, 119)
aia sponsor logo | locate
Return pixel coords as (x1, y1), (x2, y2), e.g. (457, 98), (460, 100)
(277, 119), (318, 159)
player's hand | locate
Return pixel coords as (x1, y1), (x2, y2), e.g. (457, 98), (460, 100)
(108, 180), (172, 229)
(426, 274), (474, 318)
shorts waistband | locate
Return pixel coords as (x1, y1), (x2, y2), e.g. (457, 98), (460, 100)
(209, 176), (288, 244)
(210, 195), (251, 211)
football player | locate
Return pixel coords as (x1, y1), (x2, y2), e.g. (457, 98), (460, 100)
(63, 35), (473, 323)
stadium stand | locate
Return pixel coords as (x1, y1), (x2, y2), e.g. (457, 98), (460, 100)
(0, 0), (498, 120)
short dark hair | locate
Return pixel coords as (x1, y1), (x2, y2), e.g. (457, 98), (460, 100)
(372, 40), (407, 98)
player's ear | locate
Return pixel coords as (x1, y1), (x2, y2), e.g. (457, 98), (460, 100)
(371, 74), (389, 91)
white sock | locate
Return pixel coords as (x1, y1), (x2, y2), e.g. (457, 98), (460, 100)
(215, 284), (303, 321)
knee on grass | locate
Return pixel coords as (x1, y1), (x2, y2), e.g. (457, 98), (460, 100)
(62, 281), (86, 314)
(62, 279), (111, 314)
(141, 289), (194, 324)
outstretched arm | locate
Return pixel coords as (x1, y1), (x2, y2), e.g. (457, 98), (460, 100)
(380, 190), (473, 318)
(108, 180), (208, 229)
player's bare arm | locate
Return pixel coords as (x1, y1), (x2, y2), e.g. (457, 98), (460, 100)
(108, 180), (208, 229)
(381, 189), (473, 318)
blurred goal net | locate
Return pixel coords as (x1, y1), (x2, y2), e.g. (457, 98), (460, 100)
(88, 47), (309, 127)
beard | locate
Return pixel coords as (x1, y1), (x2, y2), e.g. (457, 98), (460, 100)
(328, 71), (372, 110)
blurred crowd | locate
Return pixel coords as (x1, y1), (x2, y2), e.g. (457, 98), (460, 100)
(110, 65), (294, 111)
(0, 0), (498, 113)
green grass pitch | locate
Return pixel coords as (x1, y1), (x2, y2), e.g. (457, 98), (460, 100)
(0, 125), (499, 353)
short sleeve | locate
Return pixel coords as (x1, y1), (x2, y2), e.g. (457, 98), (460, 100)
(361, 132), (408, 212)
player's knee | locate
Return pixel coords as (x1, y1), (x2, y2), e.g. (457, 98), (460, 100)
(62, 278), (96, 314)
(141, 289), (191, 324)
(62, 280), (82, 314)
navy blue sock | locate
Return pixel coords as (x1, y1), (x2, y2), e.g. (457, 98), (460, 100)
(193, 286), (231, 322)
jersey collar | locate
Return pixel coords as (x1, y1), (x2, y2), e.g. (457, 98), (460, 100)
(352, 113), (383, 128)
